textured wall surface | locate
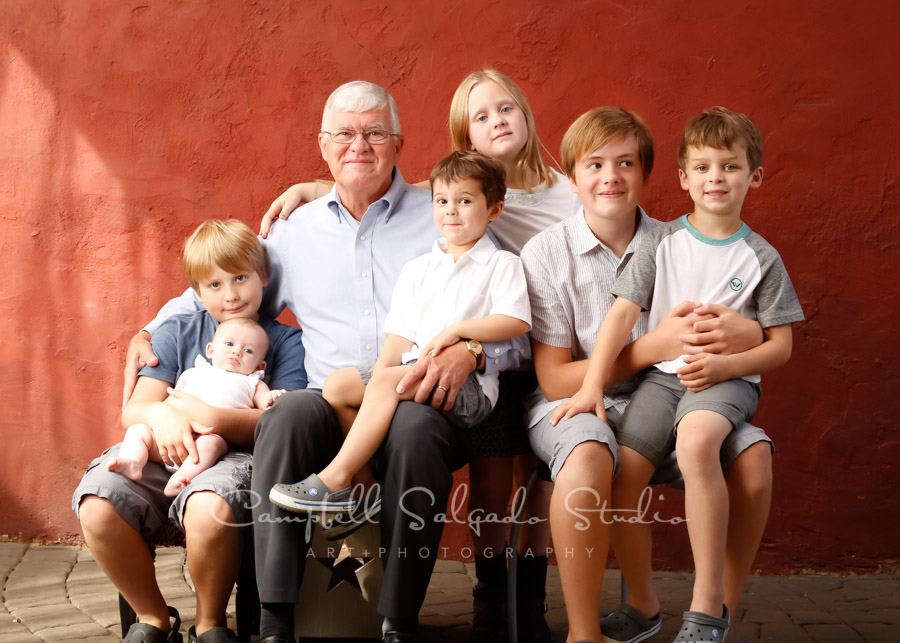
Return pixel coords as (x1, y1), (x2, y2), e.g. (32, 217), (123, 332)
(1, 0), (898, 573)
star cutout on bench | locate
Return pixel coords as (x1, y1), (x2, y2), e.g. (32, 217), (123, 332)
(315, 555), (365, 593)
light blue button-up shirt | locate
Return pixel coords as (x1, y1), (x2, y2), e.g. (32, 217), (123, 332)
(146, 169), (522, 388)
(263, 169), (439, 387)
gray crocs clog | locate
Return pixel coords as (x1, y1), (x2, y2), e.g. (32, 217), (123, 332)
(673, 605), (730, 642)
(269, 472), (355, 513)
(321, 488), (383, 540)
(601, 602), (661, 642)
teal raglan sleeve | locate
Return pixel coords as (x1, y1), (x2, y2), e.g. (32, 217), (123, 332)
(744, 232), (805, 328)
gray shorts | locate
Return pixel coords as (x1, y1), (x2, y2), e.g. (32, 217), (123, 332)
(528, 406), (621, 482)
(354, 359), (491, 430)
(616, 368), (763, 469)
(645, 421), (773, 489)
(354, 358), (377, 384)
(71, 443), (253, 539)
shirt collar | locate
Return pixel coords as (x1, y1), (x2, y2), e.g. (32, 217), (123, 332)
(433, 233), (496, 264)
(571, 205), (651, 256)
(325, 167), (409, 222)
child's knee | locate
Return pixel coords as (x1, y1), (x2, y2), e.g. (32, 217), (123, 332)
(78, 496), (122, 535)
(323, 367), (364, 406)
(124, 423), (153, 444)
(726, 442), (773, 497)
(183, 491), (234, 533)
(195, 433), (228, 459)
(676, 430), (725, 473)
(557, 441), (614, 489)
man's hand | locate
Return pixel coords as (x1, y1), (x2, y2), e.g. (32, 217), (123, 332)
(550, 383), (606, 426)
(165, 387), (215, 426)
(395, 341), (475, 411)
(147, 404), (203, 467)
(123, 331), (157, 408)
(677, 352), (733, 392)
(679, 303), (763, 356)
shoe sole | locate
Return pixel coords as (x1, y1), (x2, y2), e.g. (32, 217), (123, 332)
(601, 617), (661, 643)
(268, 486), (355, 513)
(321, 499), (382, 540)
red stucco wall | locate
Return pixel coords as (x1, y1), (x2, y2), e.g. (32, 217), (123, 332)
(2, 0), (898, 573)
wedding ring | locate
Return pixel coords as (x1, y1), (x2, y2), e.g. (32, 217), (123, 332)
(437, 385), (449, 393)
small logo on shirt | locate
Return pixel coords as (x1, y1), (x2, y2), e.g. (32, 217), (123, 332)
(730, 278), (743, 291)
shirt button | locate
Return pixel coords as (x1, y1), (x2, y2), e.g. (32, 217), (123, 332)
(494, 358), (499, 365)
(365, 344), (372, 350)
(364, 309), (371, 316)
(361, 271), (367, 278)
(360, 234), (366, 240)
(494, 348), (501, 354)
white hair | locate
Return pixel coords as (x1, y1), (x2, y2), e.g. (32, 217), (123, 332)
(321, 81), (401, 134)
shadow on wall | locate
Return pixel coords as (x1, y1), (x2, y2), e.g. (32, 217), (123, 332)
(0, 1), (331, 540)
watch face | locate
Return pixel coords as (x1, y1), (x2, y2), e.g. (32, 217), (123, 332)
(467, 340), (483, 355)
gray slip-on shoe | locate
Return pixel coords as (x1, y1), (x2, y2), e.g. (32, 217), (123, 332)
(673, 605), (730, 643)
(269, 472), (355, 513)
(601, 602), (661, 643)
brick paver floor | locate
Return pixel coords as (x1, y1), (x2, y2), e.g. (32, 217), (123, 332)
(1, 542), (897, 642)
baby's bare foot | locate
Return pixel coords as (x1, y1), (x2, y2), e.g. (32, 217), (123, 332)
(164, 475), (191, 497)
(106, 457), (143, 481)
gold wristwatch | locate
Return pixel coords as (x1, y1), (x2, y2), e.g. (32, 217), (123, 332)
(464, 339), (484, 370)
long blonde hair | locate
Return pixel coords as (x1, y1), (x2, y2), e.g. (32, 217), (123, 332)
(449, 69), (557, 193)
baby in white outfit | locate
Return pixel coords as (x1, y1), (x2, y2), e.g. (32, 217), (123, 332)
(107, 318), (285, 496)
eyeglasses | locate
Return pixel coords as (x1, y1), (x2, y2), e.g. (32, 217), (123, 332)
(321, 129), (398, 145)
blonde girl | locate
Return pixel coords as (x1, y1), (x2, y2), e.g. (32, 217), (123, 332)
(444, 69), (569, 643)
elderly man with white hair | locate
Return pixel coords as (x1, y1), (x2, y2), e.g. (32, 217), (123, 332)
(129, 80), (521, 643)
(252, 79), (529, 643)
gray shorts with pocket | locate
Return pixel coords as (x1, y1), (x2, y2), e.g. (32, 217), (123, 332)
(354, 358), (491, 430)
(71, 443), (253, 538)
(529, 378), (771, 488)
(528, 406), (622, 482)
(616, 368), (763, 469)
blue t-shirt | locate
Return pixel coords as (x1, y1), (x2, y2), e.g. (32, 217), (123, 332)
(140, 311), (307, 391)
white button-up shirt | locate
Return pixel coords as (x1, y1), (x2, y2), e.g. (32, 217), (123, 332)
(384, 235), (531, 406)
